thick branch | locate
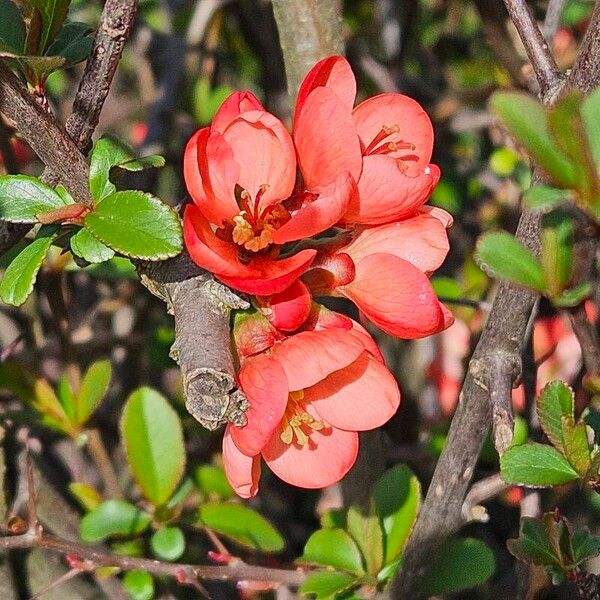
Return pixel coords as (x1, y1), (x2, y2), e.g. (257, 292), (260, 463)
(0, 532), (306, 587)
(567, 0), (600, 93)
(271, 0), (344, 94)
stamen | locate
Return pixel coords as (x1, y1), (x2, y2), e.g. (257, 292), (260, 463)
(279, 391), (325, 446)
(364, 125), (400, 154)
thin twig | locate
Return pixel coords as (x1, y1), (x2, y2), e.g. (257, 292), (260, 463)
(25, 448), (40, 536)
(84, 429), (124, 500)
(28, 569), (81, 600)
(462, 474), (510, 523)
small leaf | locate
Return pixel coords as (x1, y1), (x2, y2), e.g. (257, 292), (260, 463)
(56, 374), (75, 421)
(571, 529), (600, 564)
(68, 482), (102, 511)
(88, 135), (135, 200)
(489, 92), (576, 187)
(2, 54), (66, 85)
(123, 571), (154, 600)
(320, 509), (346, 530)
(500, 442), (580, 487)
(541, 210), (573, 297)
(299, 529), (365, 575)
(70, 227), (115, 264)
(119, 155), (166, 172)
(198, 502), (284, 553)
(79, 500), (151, 542)
(150, 526), (185, 562)
(0, 230), (55, 306)
(84, 191), (182, 260)
(0, 0), (26, 54)
(581, 85), (600, 168)
(537, 381), (575, 452)
(373, 464), (421, 564)
(31, 377), (72, 432)
(32, 0), (71, 53)
(299, 571), (357, 600)
(507, 517), (561, 567)
(475, 231), (545, 292)
(0, 175), (68, 223)
(120, 387), (185, 506)
(553, 283), (593, 308)
(45, 22), (92, 67)
(165, 477), (194, 510)
(346, 500), (384, 575)
(423, 537), (495, 596)
(524, 185), (572, 212)
(561, 415), (592, 476)
(195, 465), (234, 500)
(75, 359), (111, 426)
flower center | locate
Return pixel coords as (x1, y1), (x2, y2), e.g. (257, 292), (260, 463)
(364, 125), (415, 158)
(279, 390), (324, 446)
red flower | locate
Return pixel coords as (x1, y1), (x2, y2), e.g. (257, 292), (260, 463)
(183, 92), (356, 295)
(223, 328), (400, 497)
(294, 56), (440, 226)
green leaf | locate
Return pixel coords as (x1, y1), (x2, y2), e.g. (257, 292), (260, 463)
(123, 570), (154, 600)
(84, 191), (182, 260)
(119, 155), (166, 172)
(0, 175), (68, 223)
(165, 477), (194, 510)
(561, 415), (592, 476)
(500, 442), (580, 487)
(88, 135), (135, 200)
(490, 92), (576, 187)
(541, 210), (573, 297)
(45, 21), (92, 67)
(346, 500), (384, 575)
(423, 537), (495, 596)
(320, 509), (346, 530)
(75, 359), (111, 426)
(56, 374), (75, 420)
(537, 381), (575, 452)
(475, 231), (545, 292)
(31, 0), (71, 53)
(571, 529), (600, 564)
(70, 227), (115, 264)
(195, 465), (234, 500)
(120, 387), (185, 506)
(2, 54), (66, 85)
(0, 230), (55, 306)
(79, 500), (151, 542)
(581, 85), (600, 168)
(192, 77), (234, 125)
(373, 464), (421, 564)
(0, 0), (26, 53)
(68, 482), (101, 511)
(507, 517), (561, 567)
(553, 283), (593, 308)
(150, 526), (185, 561)
(524, 185), (572, 212)
(299, 529), (365, 575)
(31, 377), (72, 433)
(299, 571), (357, 600)
(198, 502), (285, 553)
(489, 147), (519, 177)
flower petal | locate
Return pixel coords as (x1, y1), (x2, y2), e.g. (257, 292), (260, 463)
(294, 86), (362, 191)
(223, 110), (296, 206)
(183, 128), (209, 207)
(262, 421), (358, 489)
(348, 319), (385, 363)
(272, 172), (356, 244)
(218, 249), (317, 295)
(231, 354), (289, 456)
(343, 213), (449, 274)
(306, 352), (400, 430)
(342, 253), (446, 339)
(223, 426), (261, 499)
(294, 55), (356, 128)
(271, 330), (365, 391)
(259, 280), (312, 332)
(420, 205), (454, 228)
(353, 93), (434, 169)
(212, 91), (265, 132)
(344, 157), (439, 225)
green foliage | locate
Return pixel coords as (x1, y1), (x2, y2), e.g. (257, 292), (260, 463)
(84, 191), (182, 260)
(192, 77), (234, 125)
(537, 381), (575, 452)
(299, 570), (357, 600)
(346, 501), (384, 575)
(150, 526), (185, 561)
(68, 482), (101, 511)
(79, 500), (151, 542)
(0, 175), (69, 223)
(0, 0), (27, 54)
(74, 359), (111, 426)
(70, 228), (115, 263)
(198, 502), (285, 552)
(524, 185), (572, 212)
(300, 529), (365, 575)
(120, 387), (185, 506)
(195, 465), (235, 500)
(123, 570), (154, 600)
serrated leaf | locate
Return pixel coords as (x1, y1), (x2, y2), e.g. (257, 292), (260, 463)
(571, 528), (600, 564)
(299, 571), (357, 600)
(120, 387), (185, 506)
(0, 0), (26, 53)
(500, 442), (580, 487)
(195, 465), (234, 500)
(0, 230), (55, 306)
(524, 185), (572, 212)
(299, 529), (365, 575)
(489, 92), (576, 188)
(88, 135), (135, 200)
(150, 526), (185, 561)
(75, 359), (111, 426)
(45, 21), (92, 67)
(68, 482), (101, 511)
(507, 517), (561, 567)
(561, 415), (592, 476)
(537, 381), (575, 452)
(346, 500), (384, 575)
(198, 502), (284, 553)
(475, 231), (545, 292)
(84, 191), (182, 260)
(423, 537), (495, 596)
(0, 175), (68, 223)
(123, 570), (154, 600)
(373, 464), (421, 564)
(70, 227), (115, 264)
(79, 499), (151, 542)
